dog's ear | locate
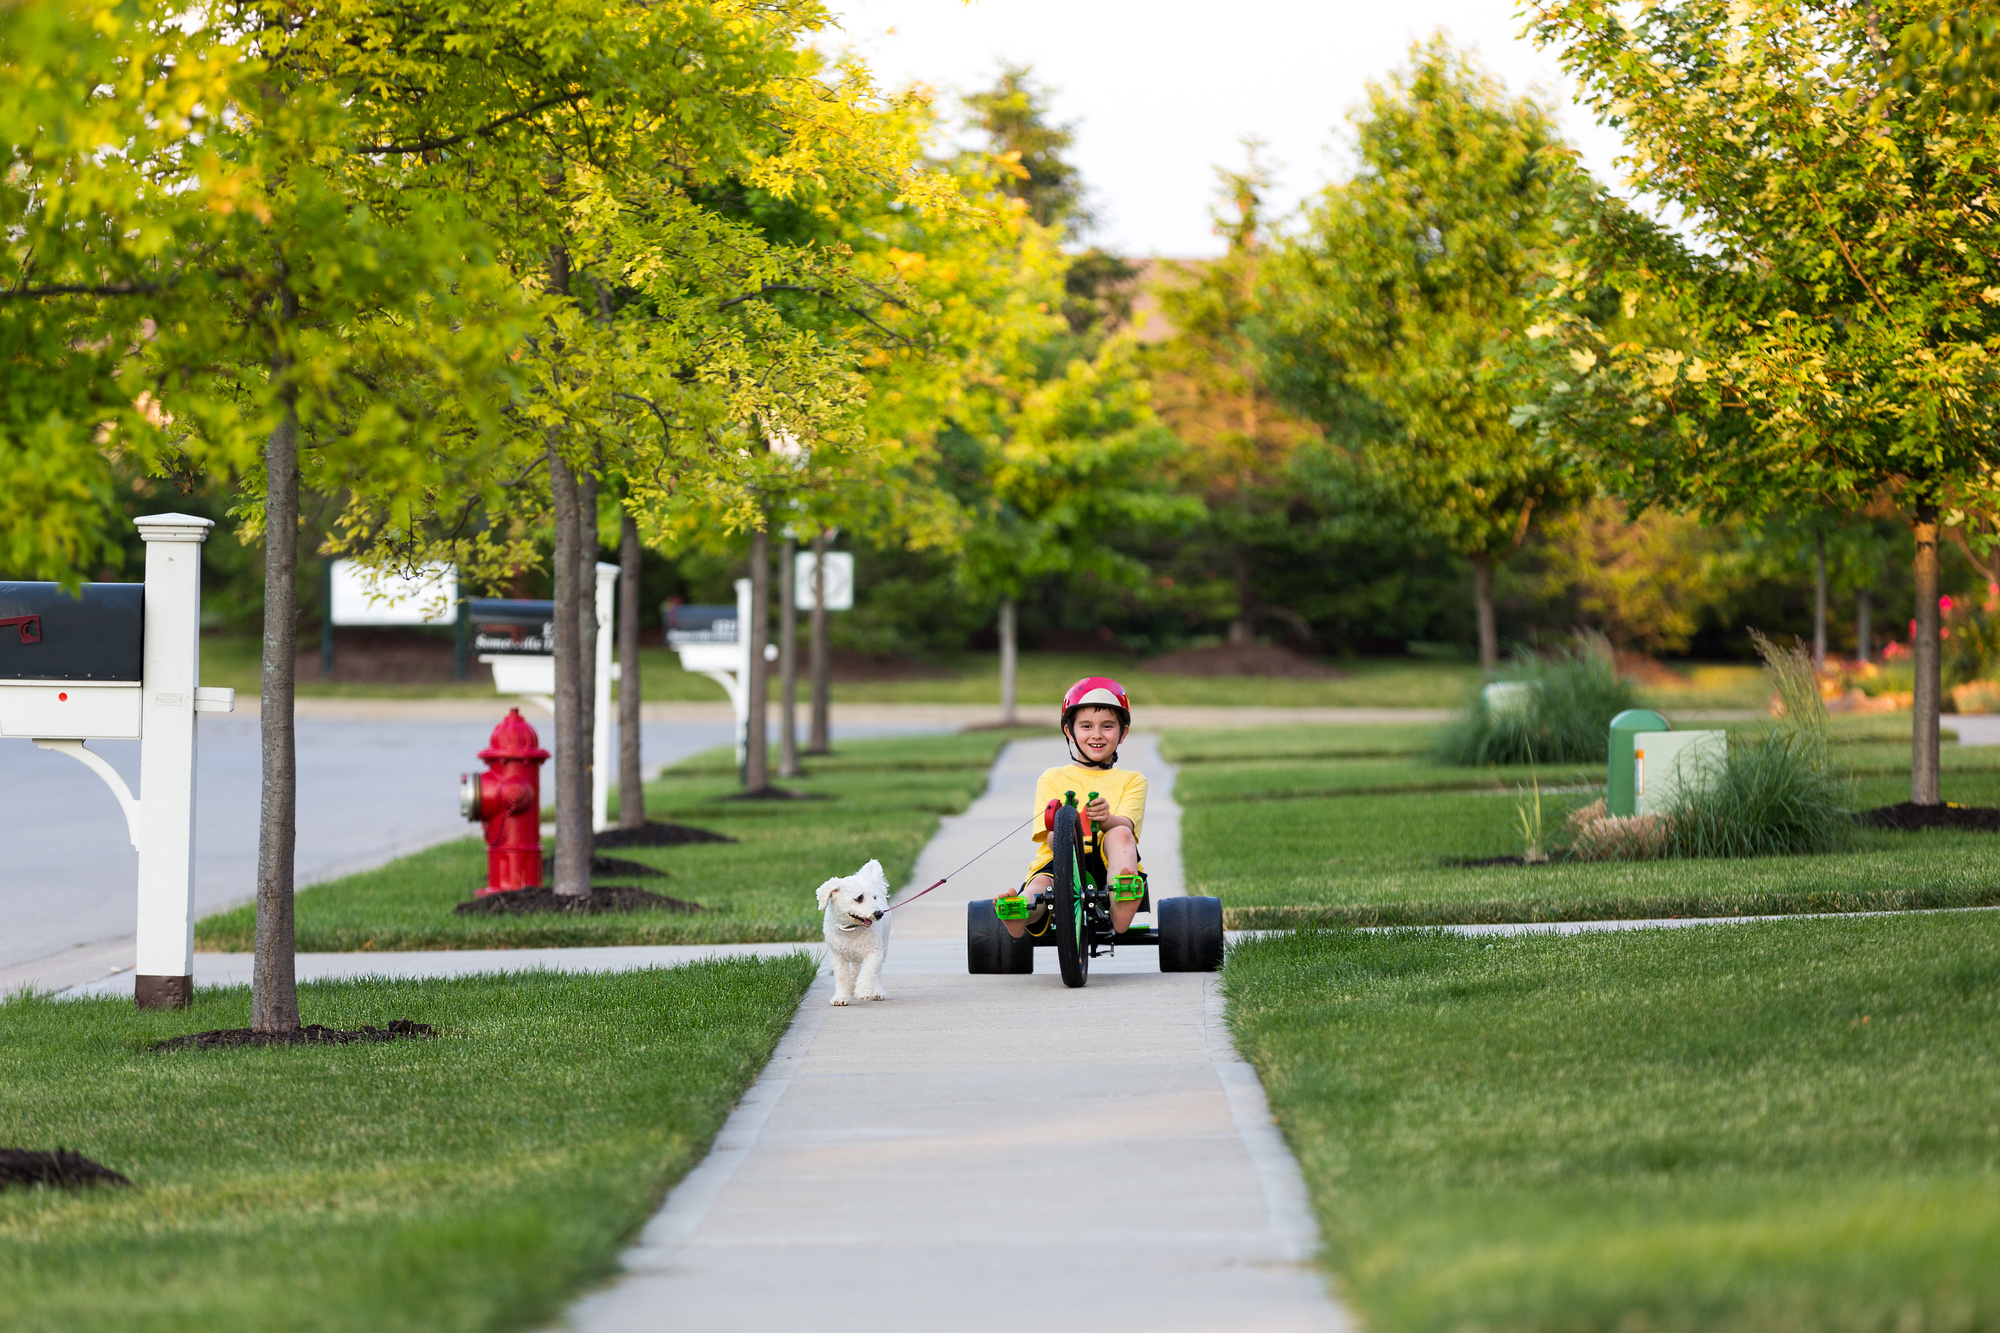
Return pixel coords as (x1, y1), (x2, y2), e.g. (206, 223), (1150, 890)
(857, 859), (888, 891)
(815, 876), (844, 910)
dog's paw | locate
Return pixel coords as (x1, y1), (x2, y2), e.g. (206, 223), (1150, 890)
(865, 992), (885, 1001)
(829, 996), (851, 1007)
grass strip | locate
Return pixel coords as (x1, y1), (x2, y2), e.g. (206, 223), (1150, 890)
(1224, 916), (2000, 1333)
(1176, 724), (2000, 927)
(0, 957), (816, 1333)
(196, 731), (1006, 951)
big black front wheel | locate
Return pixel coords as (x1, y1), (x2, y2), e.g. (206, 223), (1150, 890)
(1050, 806), (1090, 988)
(1158, 895), (1225, 972)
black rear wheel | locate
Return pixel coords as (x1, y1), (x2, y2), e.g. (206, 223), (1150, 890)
(1158, 895), (1225, 972)
(966, 900), (1035, 974)
(1051, 807), (1089, 988)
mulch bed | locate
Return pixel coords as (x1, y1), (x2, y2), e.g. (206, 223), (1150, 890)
(1444, 854), (1564, 868)
(592, 855), (663, 878)
(150, 1020), (436, 1053)
(593, 821), (736, 848)
(1140, 644), (1348, 679)
(454, 887), (706, 916)
(0, 1148), (131, 1192)
(714, 787), (832, 802)
(1859, 802), (2000, 831)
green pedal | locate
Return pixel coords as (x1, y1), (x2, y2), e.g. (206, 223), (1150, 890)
(993, 894), (1034, 921)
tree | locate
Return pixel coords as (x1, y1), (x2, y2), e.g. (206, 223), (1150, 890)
(1520, 0), (2000, 804)
(1255, 38), (1580, 671)
(7, 0), (945, 1024)
(958, 347), (1193, 717)
(1, 0), (251, 582)
(1143, 149), (1322, 647)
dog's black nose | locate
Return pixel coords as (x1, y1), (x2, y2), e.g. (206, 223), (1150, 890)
(872, 910), (884, 920)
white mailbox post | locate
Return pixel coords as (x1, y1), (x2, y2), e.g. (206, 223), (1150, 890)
(667, 578), (779, 770)
(0, 514), (235, 1009)
(471, 563), (619, 831)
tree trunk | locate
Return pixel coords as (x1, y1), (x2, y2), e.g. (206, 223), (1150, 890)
(745, 525), (771, 791)
(1856, 589), (1872, 665)
(252, 315), (302, 1034)
(778, 532), (801, 778)
(577, 466), (599, 843)
(550, 447), (590, 893)
(999, 596), (1019, 726)
(1812, 532), (1828, 669)
(807, 528), (832, 755)
(1470, 553), (1498, 673)
(1227, 549), (1254, 647)
(1912, 504), (1942, 806)
(617, 510), (644, 829)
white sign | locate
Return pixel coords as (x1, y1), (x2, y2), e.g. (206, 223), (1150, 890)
(795, 550), (854, 612)
(1634, 730), (1728, 817)
(329, 559), (458, 626)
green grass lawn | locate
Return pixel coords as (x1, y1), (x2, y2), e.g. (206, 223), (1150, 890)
(1172, 722), (2000, 927)
(206, 629), (1782, 712)
(0, 956), (815, 1333)
(1225, 915), (2000, 1333)
(194, 731), (1011, 951)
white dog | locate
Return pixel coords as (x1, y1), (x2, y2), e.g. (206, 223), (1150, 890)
(817, 860), (892, 1005)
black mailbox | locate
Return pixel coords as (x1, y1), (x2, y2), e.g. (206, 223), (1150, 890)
(468, 598), (556, 656)
(0, 582), (144, 682)
(665, 604), (738, 647)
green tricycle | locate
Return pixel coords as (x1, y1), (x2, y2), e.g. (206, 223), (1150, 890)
(965, 791), (1224, 987)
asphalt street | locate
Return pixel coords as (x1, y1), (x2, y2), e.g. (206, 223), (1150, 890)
(1, 710), (944, 975)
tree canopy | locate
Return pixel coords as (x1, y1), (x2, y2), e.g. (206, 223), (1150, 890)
(1255, 38), (1581, 669)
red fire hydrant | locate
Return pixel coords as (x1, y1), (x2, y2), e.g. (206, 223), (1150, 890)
(460, 708), (549, 894)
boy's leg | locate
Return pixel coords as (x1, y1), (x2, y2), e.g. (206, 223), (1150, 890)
(1103, 827), (1143, 932)
(998, 873), (1053, 939)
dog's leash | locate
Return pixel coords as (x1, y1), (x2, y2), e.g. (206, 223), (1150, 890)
(885, 812), (1039, 912)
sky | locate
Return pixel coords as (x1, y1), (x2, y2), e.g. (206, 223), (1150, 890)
(824, 0), (1636, 258)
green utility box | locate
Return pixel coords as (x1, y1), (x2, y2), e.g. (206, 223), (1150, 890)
(1634, 729), (1728, 816)
(1607, 709), (1670, 816)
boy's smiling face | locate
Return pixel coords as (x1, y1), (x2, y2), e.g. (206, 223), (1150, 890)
(1068, 705), (1126, 763)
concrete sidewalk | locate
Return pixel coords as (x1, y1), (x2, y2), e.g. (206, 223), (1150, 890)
(558, 736), (1350, 1333)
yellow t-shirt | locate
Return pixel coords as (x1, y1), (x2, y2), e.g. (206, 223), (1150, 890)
(1025, 763), (1148, 879)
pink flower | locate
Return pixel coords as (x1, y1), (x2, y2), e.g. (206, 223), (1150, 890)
(1941, 595), (1955, 613)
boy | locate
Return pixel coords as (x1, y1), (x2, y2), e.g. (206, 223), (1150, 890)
(996, 677), (1148, 938)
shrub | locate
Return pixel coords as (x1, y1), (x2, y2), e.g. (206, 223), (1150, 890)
(1563, 633), (1851, 860)
(1563, 797), (1670, 861)
(1660, 729), (1854, 857)
(1435, 633), (1640, 766)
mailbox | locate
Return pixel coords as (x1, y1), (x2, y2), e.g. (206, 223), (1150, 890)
(664, 603), (739, 647)
(0, 583), (144, 682)
(469, 598), (556, 656)
(471, 570), (617, 832)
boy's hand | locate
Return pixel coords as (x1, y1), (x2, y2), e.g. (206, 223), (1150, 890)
(1086, 795), (1111, 822)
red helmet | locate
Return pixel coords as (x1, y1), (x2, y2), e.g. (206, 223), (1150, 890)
(1061, 676), (1131, 731)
